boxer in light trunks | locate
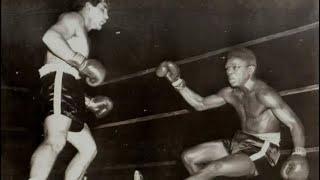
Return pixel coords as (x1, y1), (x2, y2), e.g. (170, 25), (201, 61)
(156, 48), (309, 179)
(29, 0), (113, 179)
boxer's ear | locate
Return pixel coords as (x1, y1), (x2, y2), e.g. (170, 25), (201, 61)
(248, 65), (256, 75)
(248, 65), (256, 74)
(85, 1), (93, 10)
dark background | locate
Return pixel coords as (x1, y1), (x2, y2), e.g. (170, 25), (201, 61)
(1, 0), (319, 179)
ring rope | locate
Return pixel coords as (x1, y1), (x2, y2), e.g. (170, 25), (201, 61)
(99, 22), (319, 86)
(95, 84), (319, 129)
(1, 22), (318, 92)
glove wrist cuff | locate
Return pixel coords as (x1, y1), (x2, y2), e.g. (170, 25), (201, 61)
(292, 147), (307, 156)
(78, 59), (88, 72)
(70, 52), (86, 68)
(172, 78), (186, 90)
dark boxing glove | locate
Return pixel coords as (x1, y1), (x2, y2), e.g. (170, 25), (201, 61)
(156, 61), (186, 90)
(86, 96), (113, 118)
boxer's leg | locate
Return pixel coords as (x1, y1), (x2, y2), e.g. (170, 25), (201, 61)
(181, 140), (229, 175)
(185, 153), (256, 180)
(65, 123), (97, 180)
(30, 114), (71, 180)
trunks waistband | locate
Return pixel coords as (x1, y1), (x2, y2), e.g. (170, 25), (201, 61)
(39, 63), (81, 79)
(247, 132), (281, 146)
(232, 131), (281, 166)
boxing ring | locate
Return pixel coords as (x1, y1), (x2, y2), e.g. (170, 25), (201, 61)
(1, 4), (319, 179)
(88, 22), (319, 176)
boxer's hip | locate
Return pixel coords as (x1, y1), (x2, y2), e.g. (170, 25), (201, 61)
(39, 67), (87, 132)
(229, 131), (281, 167)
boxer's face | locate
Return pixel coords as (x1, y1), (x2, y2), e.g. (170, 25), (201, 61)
(225, 58), (252, 87)
(86, 1), (109, 30)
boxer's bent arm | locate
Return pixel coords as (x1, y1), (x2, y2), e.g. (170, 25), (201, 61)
(42, 13), (83, 61)
(177, 87), (227, 111)
(258, 89), (305, 148)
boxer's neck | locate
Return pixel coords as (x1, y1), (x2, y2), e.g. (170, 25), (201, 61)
(240, 78), (256, 94)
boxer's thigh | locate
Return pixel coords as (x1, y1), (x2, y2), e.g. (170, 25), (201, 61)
(183, 140), (230, 163)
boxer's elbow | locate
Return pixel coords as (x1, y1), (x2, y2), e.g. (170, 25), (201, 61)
(42, 31), (51, 45)
(193, 102), (207, 111)
(42, 30), (59, 46)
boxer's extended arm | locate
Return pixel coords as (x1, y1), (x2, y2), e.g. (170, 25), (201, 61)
(42, 13), (83, 61)
(177, 87), (228, 111)
(156, 61), (228, 111)
(258, 89), (305, 149)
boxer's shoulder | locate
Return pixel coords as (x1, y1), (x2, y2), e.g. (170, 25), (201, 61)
(217, 87), (235, 102)
(218, 87), (233, 96)
(56, 12), (84, 27)
(255, 84), (281, 107)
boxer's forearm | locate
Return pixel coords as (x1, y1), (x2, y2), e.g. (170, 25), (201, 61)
(177, 86), (206, 111)
(42, 30), (76, 61)
(273, 107), (306, 149)
(290, 122), (306, 149)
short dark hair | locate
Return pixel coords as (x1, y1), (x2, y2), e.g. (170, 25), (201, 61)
(71, 0), (109, 11)
(227, 48), (257, 66)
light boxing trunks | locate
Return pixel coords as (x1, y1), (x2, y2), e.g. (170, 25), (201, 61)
(223, 131), (281, 175)
(39, 63), (87, 132)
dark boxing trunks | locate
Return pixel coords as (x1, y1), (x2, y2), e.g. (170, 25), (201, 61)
(39, 64), (87, 132)
(223, 131), (280, 175)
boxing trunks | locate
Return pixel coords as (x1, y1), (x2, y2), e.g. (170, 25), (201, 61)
(39, 63), (87, 132)
(223, 131), (281, 175)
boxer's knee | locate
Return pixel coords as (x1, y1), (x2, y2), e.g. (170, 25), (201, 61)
(46, 135), (67, 154)
(181, 150), (195, 165)
(86, 143), (97, 160)
(80, 141), (97, 161)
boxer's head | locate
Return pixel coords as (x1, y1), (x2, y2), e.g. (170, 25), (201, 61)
(74, 0), (109, 31)
(225, 48), (257, 87)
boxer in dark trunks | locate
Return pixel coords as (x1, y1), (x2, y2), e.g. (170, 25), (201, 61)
(29, 0), (113, 179)
(156, 48), (309, 179)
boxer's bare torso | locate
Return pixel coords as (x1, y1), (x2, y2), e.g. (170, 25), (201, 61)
(45, 12), (90, 65)
(222, 80), (280, 134)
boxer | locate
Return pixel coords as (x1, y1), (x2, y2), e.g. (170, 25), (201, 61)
(157, 48), (309, 180)
(29, 0), (113, 179)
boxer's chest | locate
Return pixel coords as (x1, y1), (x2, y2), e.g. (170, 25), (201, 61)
(233, 90), (267, 119)
(67, 33), (90, 58)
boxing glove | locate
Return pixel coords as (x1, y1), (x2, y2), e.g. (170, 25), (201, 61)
(280, 154), (309, 180)
(86, 96), (113, 118)
(156, 61), (186, 90)
(69, 52), (106, 87)
(78, 59), (106, 87)
(156, 61), (180, 82)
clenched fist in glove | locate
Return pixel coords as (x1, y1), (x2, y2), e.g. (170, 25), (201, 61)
(70, 52), (106, 87)
(85, 96), (113, 118)
(281, 153), (309, 180)
(156, 61), (186, 90)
